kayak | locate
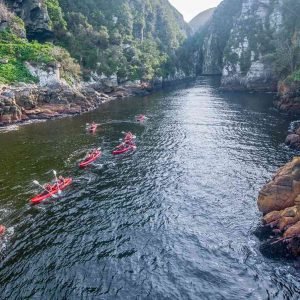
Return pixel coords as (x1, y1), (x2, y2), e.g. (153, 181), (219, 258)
(89, 125), (97, 133)
(31, 178), (73, 205)
(79, 150), (101, 168)
(0, 225), (6, 235)
(112, 144), (136, 155)
(136, 115), (146, 122)
(123, 132), (135, 142)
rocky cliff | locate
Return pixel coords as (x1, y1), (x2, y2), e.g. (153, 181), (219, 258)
(5, 0), (53, 41)
(0, 0), (192, 125)
(201, 0), (242, 75)
(194, 0), (300, 93)
(189, 8), (215, 35)
(0, 0), (190, 85)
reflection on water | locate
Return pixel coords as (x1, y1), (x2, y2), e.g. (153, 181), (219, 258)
(0, 77), (299, 299)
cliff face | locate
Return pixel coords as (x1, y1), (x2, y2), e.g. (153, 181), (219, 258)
(189, 8), (215, 35)
(197, 0), (300, 92)
(202, 0), (242, 75)
(5, 0), (53, 41)
(221, 0), (283, 91)
(0, 0), (191, 126)
(0, 0), (190, 85)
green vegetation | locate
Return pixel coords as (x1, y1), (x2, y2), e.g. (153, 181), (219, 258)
(45, 0), (67, 31)
(285, 69), (300, 83)
(54, 0), (189, 81)
(0, 31), (80, 83)
(0, 60), (36, 84)
(274, 0), (300, 82)
(0, 31), (51, 83)
(0, 0), (189, 84)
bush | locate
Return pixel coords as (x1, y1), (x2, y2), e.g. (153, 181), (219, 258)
(45, 0), (67, 30)
(0, 31), (80, 83)
(0, 60), (37, 83)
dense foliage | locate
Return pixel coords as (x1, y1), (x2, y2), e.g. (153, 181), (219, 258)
(53, 0), (189, 81)
(0, 0), (190, 84)
(0, 29), (80, 83)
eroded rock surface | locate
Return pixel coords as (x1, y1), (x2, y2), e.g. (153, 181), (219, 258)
(258, 157), (300, 214)
(0, 82), (150, 126)
(257, 157), (300, 258)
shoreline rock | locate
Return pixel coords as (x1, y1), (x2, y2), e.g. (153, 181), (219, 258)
(275, 80), (300, 114)
(257, 157), (300, 258)
(0, 82), (152, 127)
(284, 120), (300, 151)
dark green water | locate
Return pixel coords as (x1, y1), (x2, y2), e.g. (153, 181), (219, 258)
(0, 77), (299, 299)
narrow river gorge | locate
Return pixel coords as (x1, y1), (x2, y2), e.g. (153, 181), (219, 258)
(0, 77), (299, 299)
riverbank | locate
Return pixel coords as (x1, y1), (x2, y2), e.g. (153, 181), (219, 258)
(0, 81), (153, 127)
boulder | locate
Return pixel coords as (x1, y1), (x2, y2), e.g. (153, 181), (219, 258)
(285, 134), (300, 148)
(258, 157), (300, 214)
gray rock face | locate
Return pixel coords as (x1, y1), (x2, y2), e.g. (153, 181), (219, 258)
(221, 0), (282, 91)
(201, 0), (243, 75)
(5, 0), (53, 41)
(189, 8), (215, 35)
(200, 0), (292, 91)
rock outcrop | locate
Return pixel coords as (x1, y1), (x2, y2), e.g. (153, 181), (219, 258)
(0, 81), (151, 126)
(258, 157), (300, 214)
(193, 0), (300, 94)
(201, 0), (242, 75)
(5, 0), (53, 41)
(275, 80), (300, 114)
(220, 0), (281, 91)
(256, 157), (300, 258)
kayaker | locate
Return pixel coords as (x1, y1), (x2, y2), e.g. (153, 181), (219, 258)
(124, 139), (134, 146)
(116, 142), (125, 149)
(124, 132), (134, 141)
(58, 176), (65, 184)
(88, 148), (97, 156)
(44, 183), (52, 192)
(0, 225), (6, 236)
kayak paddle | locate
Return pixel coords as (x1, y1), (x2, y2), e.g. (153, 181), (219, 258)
(53, 170), (62, 195)
(33, 180), (58, 198)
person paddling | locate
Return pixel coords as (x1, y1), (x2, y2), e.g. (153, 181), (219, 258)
(0, 225), (6, 236)
(58, 176), (65, 185)
(44, 183), (52, 192)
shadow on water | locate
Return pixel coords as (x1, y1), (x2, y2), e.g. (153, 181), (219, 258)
(1, 77), (300, 299)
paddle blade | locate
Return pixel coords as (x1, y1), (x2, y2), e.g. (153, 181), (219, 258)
(33, 180), (39, 185)
(53, 170), (57, 176)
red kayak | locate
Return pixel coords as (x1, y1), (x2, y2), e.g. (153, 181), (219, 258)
(123, 132), (135, 142)
(112, 144), (136, 155)
(89, 125), (97, 133)
(31, 178), (73, 205)
(79, 149), (101, 168)
(136, 115), (146, 122)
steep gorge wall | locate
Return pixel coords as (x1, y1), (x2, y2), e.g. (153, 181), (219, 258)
(221, 0), (283, 91)
(197, 0), (300, 93)
(1, 0), (191, 84)
(202, 0), (242, 75)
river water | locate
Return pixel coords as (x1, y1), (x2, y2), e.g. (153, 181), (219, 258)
(0, 77), (299, 299)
